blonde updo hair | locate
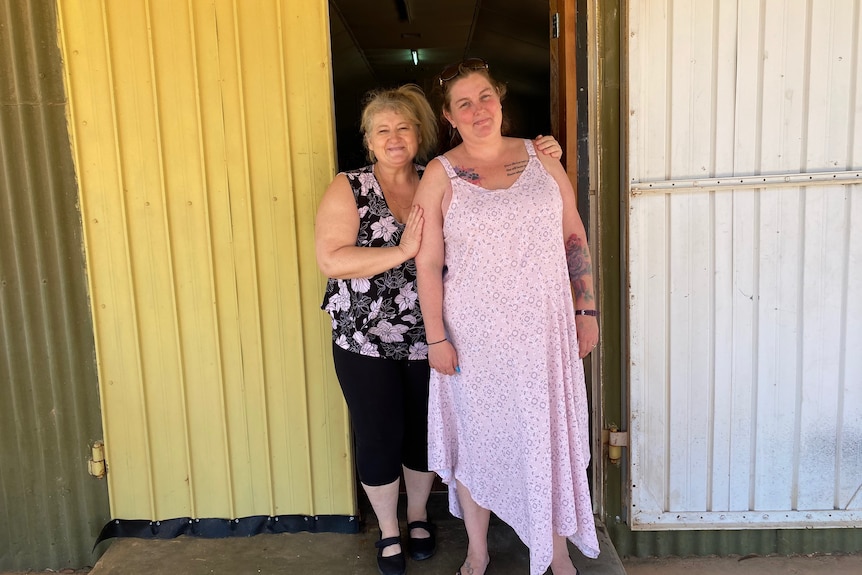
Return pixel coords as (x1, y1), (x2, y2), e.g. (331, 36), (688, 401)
(360, 84), (438, 164)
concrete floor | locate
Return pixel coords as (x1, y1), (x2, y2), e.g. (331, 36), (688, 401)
(3, 535), (862, 574)
(81, 508), (626, 575)
(3, 492), (860, 574)
(10, 534), (858, 575)
(35, 490), (613, 575)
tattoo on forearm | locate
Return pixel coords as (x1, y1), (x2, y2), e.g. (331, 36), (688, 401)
(454, 166), (481, 183)
(566, 233), (594, 301)
(505, 159), (528, 176)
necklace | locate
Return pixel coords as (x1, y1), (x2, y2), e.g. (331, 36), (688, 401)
(374, 166), (416, 215)
(383, 188), (413, 211)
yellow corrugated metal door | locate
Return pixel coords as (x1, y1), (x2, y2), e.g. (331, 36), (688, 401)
(57, 0), (353, 521)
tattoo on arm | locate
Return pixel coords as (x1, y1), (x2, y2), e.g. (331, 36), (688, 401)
(505, 159), (528, 176)
(566, 233), (594, 301)
(454, 166), (481, 184)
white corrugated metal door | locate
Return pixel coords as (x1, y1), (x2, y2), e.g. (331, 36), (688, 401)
(627, 0), (862, 529)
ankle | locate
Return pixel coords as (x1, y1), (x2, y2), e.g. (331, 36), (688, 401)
(460, 553), (490, 575)
(549, 554), (579, 575)
(405, 508), (427, 524)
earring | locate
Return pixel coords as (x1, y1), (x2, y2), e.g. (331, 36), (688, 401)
(448, 125), (459, 146)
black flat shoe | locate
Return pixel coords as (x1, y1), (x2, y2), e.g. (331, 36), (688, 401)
(406, 520), (436, 561)
(375, 535), (406, 575)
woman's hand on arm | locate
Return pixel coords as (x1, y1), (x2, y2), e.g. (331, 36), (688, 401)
(536, 153), (599, 358)
(397, 202), (424, 259)
(315, 174), (423, 279)
(533, 134), (563, 160)
(413, 160), (460, 375)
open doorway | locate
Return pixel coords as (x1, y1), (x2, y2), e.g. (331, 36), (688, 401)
(328, 0), (555, 171)
(325, 0), (595, 507)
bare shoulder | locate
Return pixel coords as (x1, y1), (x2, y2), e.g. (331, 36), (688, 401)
(324, 172), (351, 194)
(438, 143), (465, 166)
(506, 136), (528, 150)
(415, 157), (454, 216)
(317, 173), (357, 219)
(417, 158), (450, 187)
(320, 173), (354, 204)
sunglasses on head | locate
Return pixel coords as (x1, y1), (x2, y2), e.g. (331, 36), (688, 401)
(438, 57), (489, 87)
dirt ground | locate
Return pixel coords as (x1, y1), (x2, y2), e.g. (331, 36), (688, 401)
(622, 553), (862, 575)
(5, 552), (862, 574)
(0, 571), (90, 575)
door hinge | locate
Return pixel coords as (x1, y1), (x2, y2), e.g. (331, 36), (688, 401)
(88, 440), (106, 479)
(602, 425), (628, 464)
(552, 13), (560, 39)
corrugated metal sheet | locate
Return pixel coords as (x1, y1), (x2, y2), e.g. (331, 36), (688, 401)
(0, 0), (108, 570)
(56, 0), (353, 521)
(610, 522), (862, 558)
(626, 0), (862, 531)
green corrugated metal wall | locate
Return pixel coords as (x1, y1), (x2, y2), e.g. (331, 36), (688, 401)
(0, 0), (109, 570)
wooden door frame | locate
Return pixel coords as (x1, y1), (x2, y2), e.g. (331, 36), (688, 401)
(550, 0), (608, 517)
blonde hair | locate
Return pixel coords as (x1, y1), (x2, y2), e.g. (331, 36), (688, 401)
(360, 84), (438, 164)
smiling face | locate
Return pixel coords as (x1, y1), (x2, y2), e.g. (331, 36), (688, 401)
(365, 109), (420, 168)
(443, 72), (503, 141)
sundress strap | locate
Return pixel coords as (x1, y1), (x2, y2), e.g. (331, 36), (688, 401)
(436, 154), (459, 180)
(436, 139), (536, 180)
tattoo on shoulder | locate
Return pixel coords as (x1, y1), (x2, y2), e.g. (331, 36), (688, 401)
(505, 159), (528, 176)
(565, 233), (594, 302)
(454, 166), (481, 183)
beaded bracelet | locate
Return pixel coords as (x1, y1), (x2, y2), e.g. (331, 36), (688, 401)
(574, 309), (598, 317)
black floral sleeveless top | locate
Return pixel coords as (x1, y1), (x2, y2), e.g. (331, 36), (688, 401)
(321, 164), (428, 360)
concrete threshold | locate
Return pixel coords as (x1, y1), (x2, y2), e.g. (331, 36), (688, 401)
(88, 493), (626, 575)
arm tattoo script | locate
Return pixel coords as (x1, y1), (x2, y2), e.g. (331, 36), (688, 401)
(565, 233), (594, 302)
(454, 166), (481, 184)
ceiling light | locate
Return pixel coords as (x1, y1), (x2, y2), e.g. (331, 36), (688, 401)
(411, 49), (419, 66)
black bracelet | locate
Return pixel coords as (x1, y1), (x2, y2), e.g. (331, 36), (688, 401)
(427, 338), (447, 346)
(574, 309), (597, 317)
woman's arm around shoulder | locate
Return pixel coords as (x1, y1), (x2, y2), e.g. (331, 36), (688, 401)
(533, 134), (562, 159)
(315, 172), (423, 279)
(536, 153), (599, 358)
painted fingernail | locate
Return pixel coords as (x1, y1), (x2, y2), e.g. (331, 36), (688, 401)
(455, 366), (461, 373)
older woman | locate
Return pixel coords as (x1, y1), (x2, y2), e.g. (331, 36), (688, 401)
(414, 60), (600, 575)
(315, 83), (561, 575)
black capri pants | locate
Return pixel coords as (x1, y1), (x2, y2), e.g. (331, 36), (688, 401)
(332, 343), (431, 486)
